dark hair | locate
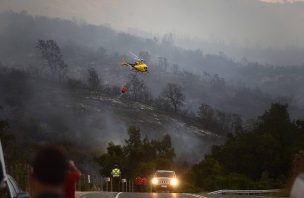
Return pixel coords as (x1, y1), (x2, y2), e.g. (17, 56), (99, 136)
(33, 145), (68, 186)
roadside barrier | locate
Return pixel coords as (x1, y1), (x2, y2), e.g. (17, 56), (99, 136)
(208, 189), (281, 195)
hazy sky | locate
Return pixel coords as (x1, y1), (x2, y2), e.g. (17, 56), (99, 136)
(261, 0), (304, 3)
(1, 0), (304, 49)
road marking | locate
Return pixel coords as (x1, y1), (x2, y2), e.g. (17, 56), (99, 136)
(183, 193), (208, 198)
(115, 192), (123, 198)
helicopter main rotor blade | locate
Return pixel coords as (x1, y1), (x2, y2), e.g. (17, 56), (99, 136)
(129, 51), (142, 61)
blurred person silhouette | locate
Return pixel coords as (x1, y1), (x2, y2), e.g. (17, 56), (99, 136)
(64, 160), (81, 198)
(30, 145), (68, 198)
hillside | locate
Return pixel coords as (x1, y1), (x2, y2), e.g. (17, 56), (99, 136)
(0, 72), (222, 167)
(72, 94), (222, 161)
(1, 12), (304, 119)
(1, 11), (303, 174)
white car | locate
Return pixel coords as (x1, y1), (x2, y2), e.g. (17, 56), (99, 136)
(151, 170), (178, 193)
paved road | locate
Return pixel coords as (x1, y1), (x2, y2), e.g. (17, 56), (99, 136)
(208, 196), (272, 198)
(77, 192), (207, 198)
(77, 192), (116, 198)
(76, 192), (270, 198)
(117, 192), (207, 198)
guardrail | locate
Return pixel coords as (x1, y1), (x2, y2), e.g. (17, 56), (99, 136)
(208, 189), (281, 195)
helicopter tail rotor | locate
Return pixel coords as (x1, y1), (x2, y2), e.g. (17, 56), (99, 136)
(121, 57), (128, 66)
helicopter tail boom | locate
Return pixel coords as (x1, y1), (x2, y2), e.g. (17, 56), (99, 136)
(121, 57), (130, 67)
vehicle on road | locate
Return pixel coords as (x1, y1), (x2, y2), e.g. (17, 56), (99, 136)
(0, 173), (29, 198)
(151, 170), (178, 193)
(6, 175), (30, 198)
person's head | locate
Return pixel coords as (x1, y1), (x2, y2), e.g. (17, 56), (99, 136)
(31, 145), (68, 196)
(68, 160), (76, 171)
(68, 160), (75, 168)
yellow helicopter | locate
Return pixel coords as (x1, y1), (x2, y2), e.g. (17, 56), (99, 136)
(121, 52), (148, 73)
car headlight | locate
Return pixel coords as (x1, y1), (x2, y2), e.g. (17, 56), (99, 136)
(151, 177), (158, 185)
(170, 178), (178, 186)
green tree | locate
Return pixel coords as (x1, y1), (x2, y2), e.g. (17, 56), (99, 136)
(189, 103), (299, 191)
(161, 83), (185, 112)
(96, 142), (125, 177)
(156, 134), (175, 160)
(87, 68), (101, 91)
(96, 127), (176, 178)
(153, 134), (176, 169)
(123, 127), (146, 177)
(198, 104), (215, 130)
(126, 74), (152, 104)
(191, 157), (223, 190)
(36, 40), (68, 80)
